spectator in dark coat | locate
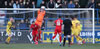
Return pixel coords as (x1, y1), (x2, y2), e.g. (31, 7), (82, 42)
(87, 0), (94, 8)
(40, 1), (46, 8)
(62, 1), (68, 8)
(75, 2), (80, 8)
(25, 2), (30, 8)
(25, 19), (30, 29)
(47, 0), (55, 8)
(30, 1), (35, 8)
(20, 3), (24, 8)
(8, 2), (13, 8)
(96, 0), (100, 9)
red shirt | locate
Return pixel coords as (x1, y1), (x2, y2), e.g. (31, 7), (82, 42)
(54, 19), (63, 29)
(30, 23), (40, 31)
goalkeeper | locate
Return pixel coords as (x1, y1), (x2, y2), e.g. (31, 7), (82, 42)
(71, 17), (85, 45)
(35, 6), (46, 42)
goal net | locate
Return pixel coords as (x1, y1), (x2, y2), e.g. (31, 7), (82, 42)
(0, 8), (95, 44)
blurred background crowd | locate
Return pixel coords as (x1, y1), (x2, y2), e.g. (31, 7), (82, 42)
(0, 0), (97, 8)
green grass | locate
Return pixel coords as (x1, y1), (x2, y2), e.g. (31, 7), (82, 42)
(0, 43), (100, 49)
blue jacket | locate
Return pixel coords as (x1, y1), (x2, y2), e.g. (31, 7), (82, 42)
(68, 3), (75, 8)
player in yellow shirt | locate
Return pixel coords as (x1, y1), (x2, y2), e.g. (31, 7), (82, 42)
(71, 17), (85, 45)
(5, 17), (15, 44)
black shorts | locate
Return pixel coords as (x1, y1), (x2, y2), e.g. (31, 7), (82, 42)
(64, 30), (71, 36)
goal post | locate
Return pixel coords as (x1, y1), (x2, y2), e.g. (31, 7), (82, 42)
(92, 9), (95, 44)
(0, 8), (95, 44)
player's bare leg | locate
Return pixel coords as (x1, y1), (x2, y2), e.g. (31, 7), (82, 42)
(78, 33), (85, 44)
(51, 34), (57, 44)
(59, 33), (62, 46)
(35, 34), (39, 45)
(33, 34), (38, 45)
(63, 36), (66, 47)
(68, 35), (71, 47)
(52, 30), (57, 41)
(76, 31), (85, 44)
(38, 30), (42, 42)
(52, 34), (57, 39)
(5, 33), (12, 44)
(71, 35), (74, 45)
(5, 36), (11, 44)
(63, 35), (71, 47)
(76, 35), (85, 45)
(33, 35), (36, 44)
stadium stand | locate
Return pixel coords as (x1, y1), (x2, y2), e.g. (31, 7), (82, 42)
(0, 0), (94, 8)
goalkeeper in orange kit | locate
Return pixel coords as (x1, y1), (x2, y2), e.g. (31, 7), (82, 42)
(35, 6), (46, 42)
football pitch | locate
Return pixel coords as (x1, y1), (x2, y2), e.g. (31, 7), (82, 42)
(0, 43), (100, 49)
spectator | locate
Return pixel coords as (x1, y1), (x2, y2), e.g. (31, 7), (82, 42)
(30, 1), (35, 8)
(11, 0), (14, 4)
(19, 0), (24, 8)
(4, 1), (8, 8)
(20, 3), (24, 8)
(47, 0), (55, 8)
(68, 1), (75, 8)
(40, 1), (46, 8)
(13, 1), (20, 8)
(75, 2), (80, 8)
(62, 1), (68, 8)
(96, 0), (100, 9)
(25, 2), (30, 8)
(19, 20), (27, 30)
(25, 19), (30, 29)
(8, 2), (13, 8)
(19, 0), (23, 3)
(31, 0), (37, 7)
(13, 1), (20, 13)
(55, 0), (62, 8)
(87, 0), (94, 8)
